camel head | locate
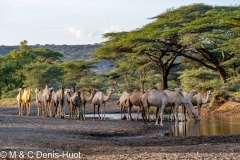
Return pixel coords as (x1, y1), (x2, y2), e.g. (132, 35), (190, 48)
(35, 88), (40, 93)
(207, 90), (212, 95)
(108, 88), (116, 95)
(26, 88), (32, 100)
(18, 88), (22, 92)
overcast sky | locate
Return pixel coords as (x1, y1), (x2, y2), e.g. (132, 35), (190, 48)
(1, 0), (239, 45)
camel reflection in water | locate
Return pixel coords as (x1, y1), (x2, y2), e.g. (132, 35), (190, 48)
(168, 115), (240, 136)
(169, 120), (200, 136)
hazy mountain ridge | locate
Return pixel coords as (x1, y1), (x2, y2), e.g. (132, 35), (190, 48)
(0, 44), (114, 73)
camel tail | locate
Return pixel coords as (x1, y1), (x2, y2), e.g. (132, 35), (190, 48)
(116, 101), (120, 105)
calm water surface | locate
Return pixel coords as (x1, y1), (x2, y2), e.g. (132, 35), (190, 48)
(169, 115), (240, 136)
(84, 113), (240, 136)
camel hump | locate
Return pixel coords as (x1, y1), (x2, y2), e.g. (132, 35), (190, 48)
(150, 87), (158, 91)
(164, 88), (176, 91)
(133, 88), (141, 92)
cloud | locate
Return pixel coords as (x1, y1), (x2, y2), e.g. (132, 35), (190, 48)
(104, 24), (120, 33)
(68, 26), (93, 40)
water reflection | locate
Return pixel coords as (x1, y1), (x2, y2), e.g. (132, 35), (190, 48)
(169, 115), (240, 136)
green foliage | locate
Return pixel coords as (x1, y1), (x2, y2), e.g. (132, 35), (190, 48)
(21, 61), (64, 89)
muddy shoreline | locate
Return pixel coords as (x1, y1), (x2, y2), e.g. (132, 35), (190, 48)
(1, 98), (240, 159)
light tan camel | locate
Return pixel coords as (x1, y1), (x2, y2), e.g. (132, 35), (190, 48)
(53, 86), (65, 118)
(42, 85), (54, 117)
(141, 88), (179, 125)
(81, 89), (97, 120)
(125, 88), (144, 121)
(192, 90), (212, 120)
(35, 88), (44, 116)
(92, 88), (116, 120)
(163, 89), (197, 122)
(181, 90), (198, 121)
(17, 88), (23, 116)
(64, 89), (73, 116)
(117, 91), (129, 120)
(22, 88), (33, 116)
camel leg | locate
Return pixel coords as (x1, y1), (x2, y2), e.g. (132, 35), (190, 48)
(159, 104), (165, 126)
(48, 103), (52, 117)
(28, 103), (31, 116)
(53, 104), (58, 117)
(129, 105), (133, 121)
(136, 106), (141, 121)
(93, 105), (95, 120)
(155, 106), (160, 125)
(173, 105), (179, 122)
(62, 104), (65, 119)
(104, 103), (106, 120)
(83, 103), (86, 120)
(98, 105), (102, 120)
(197, 104), (201, 121)
(18, 103), (21, 116)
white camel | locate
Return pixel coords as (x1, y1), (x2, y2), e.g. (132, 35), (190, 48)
(35, 88), (44, 116)
(42, 85), (54, 117)
(141, 88), (179, 125)
(163, 89), (197, 122)
(92, 88), (116, 120)
(192, 90), (212, 120)
(53, 86), (65, 118)
(64, 89), (73, 116)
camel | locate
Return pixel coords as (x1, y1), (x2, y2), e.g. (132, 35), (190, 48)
(141, 88), (179, 125)
(70, 91), (83, 120)
(35, 88), (44, 116)
(53, 86), (65, 118)
(21, 88), (33, 116)
(125, 88), (145, 121)
(65, 89), (73, 116)
(92, 88), (116, 120)
(42, 85), (54, 117)
(117, 91), (129, 120)
(80, 89), (97, 120)
(192, 90), (212, 120)
(163, 89), (197, 122)
(17, 88), (23, 116)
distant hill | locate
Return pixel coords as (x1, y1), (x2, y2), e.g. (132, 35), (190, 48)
(0, 44), (114, 73)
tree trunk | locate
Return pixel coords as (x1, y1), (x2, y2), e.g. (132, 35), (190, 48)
(161, 74), (168, 89)
(216, 66), (228, 84)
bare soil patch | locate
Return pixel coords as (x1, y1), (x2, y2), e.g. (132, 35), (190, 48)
(1, 97), (240, 159)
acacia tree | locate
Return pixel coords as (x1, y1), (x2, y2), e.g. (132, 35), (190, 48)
(179, 5), (239, 83)
(60, 60), (97, 91)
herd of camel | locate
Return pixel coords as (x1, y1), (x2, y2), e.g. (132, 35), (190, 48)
(16, 85), (212, 125)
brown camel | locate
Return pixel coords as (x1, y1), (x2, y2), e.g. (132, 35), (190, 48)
(22, 88), (33, 116)
(17, 88), (23, 116)
(80, 89), (97, 120)
(117, 91), (129, 120)
(53, 86), (65, 118)
(35, 88), (44, 116)
(92, 88), (116, 120)
(125, 88), (144, 121)
(42, 85), (54, 117)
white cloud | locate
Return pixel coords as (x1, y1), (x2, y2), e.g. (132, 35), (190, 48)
(104, 24), (121, 33)
(68, 26), (93, 40)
